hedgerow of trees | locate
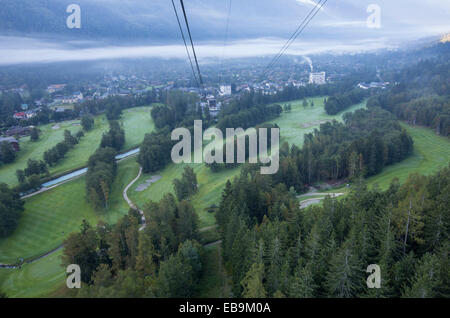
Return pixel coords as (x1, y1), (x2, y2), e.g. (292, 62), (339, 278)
(85, 147), (117, 209)
(324, 88), (367, 115)
(81, 115), (94, 131)
(138, 91), (202, 174)
(85, 119), (126, 209)
(0, 141), (16, 165)
(205, 123), (279, 173)
(16, 158), (49, 192)
(30, 127), (39, 141)
(43, 130), (82, 167)
(100, 121), (125, 151)
(0, 183), (24, 238)
(216, 104), (282, 132)
(173, 166), (198, 201)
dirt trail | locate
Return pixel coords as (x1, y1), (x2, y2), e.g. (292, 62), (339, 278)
(204, 240), (222, 248)
(2, 167), (221, 269)
(299, 192), (345, 209)
(1, 167), (147, 268)
(199, 225), (218, 232)
(123, 167), (146, 231)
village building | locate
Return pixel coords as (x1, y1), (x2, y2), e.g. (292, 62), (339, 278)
(309, 72), (326, 85)
(219, 85), (232, 96)
(13, 110), (36, 120)
(47, 84), (66, 94)
(5, 126), (32, 137)
(0, 137), (20, 151)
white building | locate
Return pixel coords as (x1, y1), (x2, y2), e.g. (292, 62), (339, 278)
(73, 91), (83, 101)
(309, 72), (326, 85)
(47, 84), (66, 94)
(219, 85), (232, 96)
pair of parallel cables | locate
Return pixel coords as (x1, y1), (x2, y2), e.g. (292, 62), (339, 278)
(172, 0), (328, 86)
(171, 0), (204, 88)
(261, 0), (328, 80)
(171, 0), (232, 89)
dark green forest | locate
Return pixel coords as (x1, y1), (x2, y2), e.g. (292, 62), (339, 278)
(216, 164), (450, 297)
(60, 163), (450, 298)
(368, 56), (450, 136)
(325, 89), (367, 115)
(271, 108), (413, 192)
(0, 183), (24, 238)
(62, 193), (202, 297)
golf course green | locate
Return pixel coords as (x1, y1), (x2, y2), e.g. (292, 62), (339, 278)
(0, 106), (155, 186)
(1, 97), (448, 298)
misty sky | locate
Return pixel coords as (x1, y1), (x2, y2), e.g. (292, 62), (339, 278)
(0, 0), (449, 65)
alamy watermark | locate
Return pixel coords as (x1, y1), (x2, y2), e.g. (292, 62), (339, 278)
(66, 264), (81, 288)
(66, 4), (81, 29)
(171, 120), (280, 175)
(366, 264), (381, 288)
(367, 4), (381, 29)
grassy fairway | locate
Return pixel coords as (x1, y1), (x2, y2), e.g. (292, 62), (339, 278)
(128, 97), (367, 228)
(367, 123), (450, 189)
(122, 106), (155, 149)
(0, 157), (140, 297)
(267, 97), (367, 146)
(0, 106), (154, 186)
(0, 97), (368, 297)
(0, 250), (66, 298)
(129, 162), (241, 228)
(0, 157), (140, 265)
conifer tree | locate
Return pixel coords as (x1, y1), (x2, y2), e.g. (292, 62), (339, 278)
(326, 241), (364, 298)
(241, 263), (267, 298)
(289, 263), (317, 298)
(402, 253), (440, 298)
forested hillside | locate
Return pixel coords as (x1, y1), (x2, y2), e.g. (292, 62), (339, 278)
(62, 162), (450, 298)
(216, 164), (450, 297)
(368, 50), (450, 136)
(271, 107), (413, 192)
(62, 193), (202, 297)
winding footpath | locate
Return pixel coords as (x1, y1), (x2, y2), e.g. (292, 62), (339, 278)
(298, 192), (345, 209)
(123, 167), (146, 231)
(0, 167), (146, 269)
(1, 166), (223, 269)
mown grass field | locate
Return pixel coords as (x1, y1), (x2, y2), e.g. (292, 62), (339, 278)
(267, 97), (367, 146)
(0, 250), (66, 298)
(0, 157), (139, 265)
(121, 106), (155, 149)
(129, 162), (241, 228)
(0, 106), (154, 187)
(0, 97), (379, 298)
(367, 123), (450, 190)
(128, 97), (365, 228)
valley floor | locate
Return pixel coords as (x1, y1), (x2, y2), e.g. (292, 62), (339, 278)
(1, 98), (449, 298)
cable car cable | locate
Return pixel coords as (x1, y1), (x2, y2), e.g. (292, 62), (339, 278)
(180, 0), (204, 88)
(262, 0), (328, 79)
(171, 0), (200, 88)
(220, 0), (232, 85)
(266, 0), (324, 72)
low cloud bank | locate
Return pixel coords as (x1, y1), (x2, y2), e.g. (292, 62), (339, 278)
(0, 36), (398, 66)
